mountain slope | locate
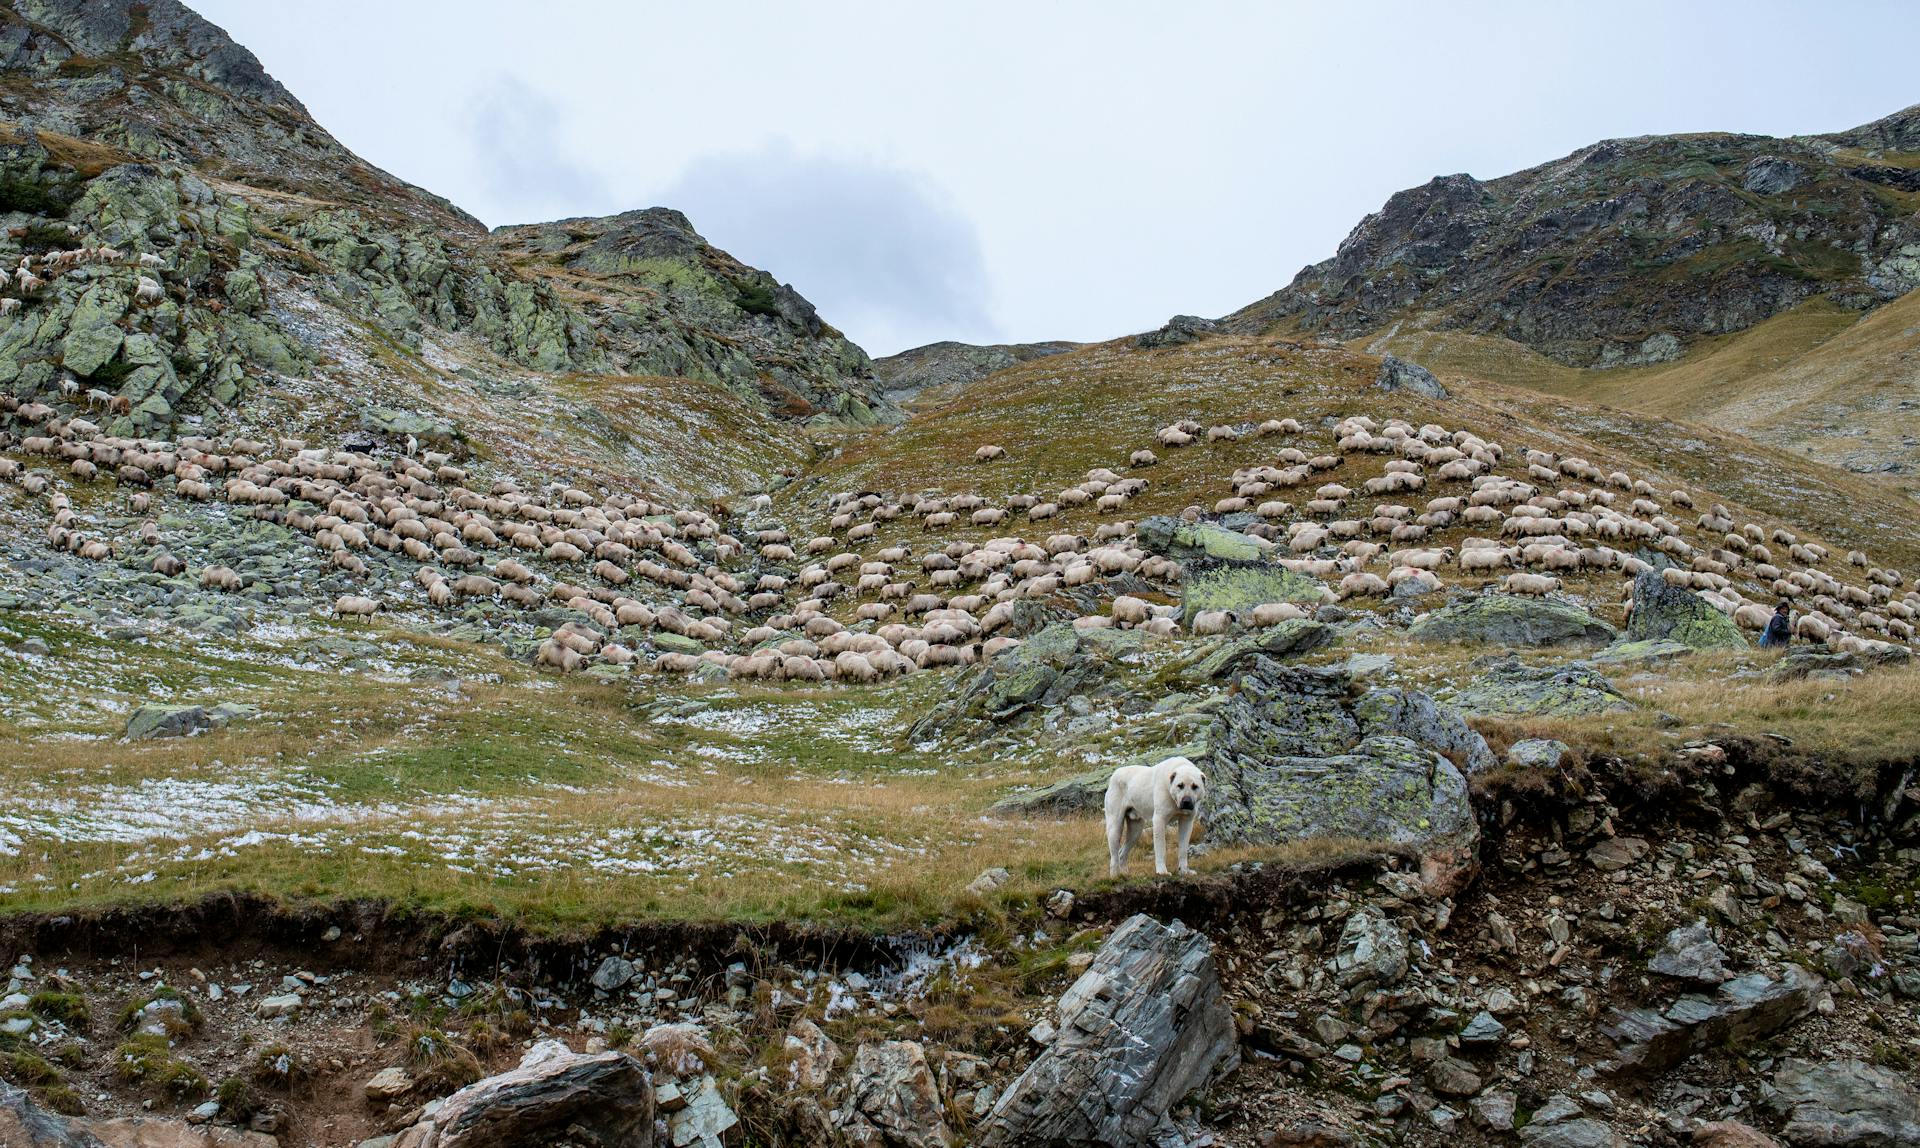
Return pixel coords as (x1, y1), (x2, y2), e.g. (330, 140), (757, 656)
(1225, 105), (1920, 369)
(0, 0), (883, 495)
(872, 338), (1082, 404)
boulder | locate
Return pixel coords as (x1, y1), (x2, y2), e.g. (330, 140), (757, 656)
(1331, 907), (1408, 987)
(1627, 570), (1747, 650)
(836, 1041), (951, 1148)
(1769, 1058), (1920, 1146)
(910, 621), (1138, 737)
(0, 1082), (97, 1148)
(1136, 516), (1275, 564)
(124, 704), (211, 740)
(1603, 964), (1822, 1073)
(1352, 686), (1496, 772)
(663, 1075), (734, 1148)
(1647, 919), (1732, 984)
(1508, 738), (1571, 769)
(1447, 657), (1632, 717)
(1207, 660), (1480, 893)
(391, 1040), (652, 1148)
(360, 406), (460, 444)
(1375, 354), (1448, 399)
(1520, 1120), (1627, 1148)
(978, 915), (1236, 1148)
(1409, 594), (1615, 647)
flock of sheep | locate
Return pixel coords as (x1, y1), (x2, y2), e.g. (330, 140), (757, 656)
(0, 225), (166, 319)
(0, 390), (1914, 685)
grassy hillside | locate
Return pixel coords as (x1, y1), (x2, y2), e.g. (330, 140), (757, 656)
(1361, 290), (1920, 499)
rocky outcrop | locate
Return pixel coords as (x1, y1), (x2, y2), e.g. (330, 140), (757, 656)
(978, 915), (1236, 1148)
(1768, 1057), (1920, 1146)
(1446, 656), (1633, 716)
(1135, 314), (1222, 349)
(389, 1041), (653, 1148)
(1409, 594), (1616, 647)
(873, 339), (1080, 402)
(1224, 107), (1920, 366)
(1627, 571), (1748, 650)
(1601, 964), (1821, 1072)
(1206, 659), (1482, 893)
(908, 622), (1143, 739)
(836, 1041), (953, 1148)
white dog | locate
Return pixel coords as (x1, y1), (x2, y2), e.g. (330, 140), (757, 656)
(1104, 755), (1207, 877)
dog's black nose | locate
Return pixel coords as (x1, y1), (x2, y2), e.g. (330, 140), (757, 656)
(1179, 799), (1195, 810)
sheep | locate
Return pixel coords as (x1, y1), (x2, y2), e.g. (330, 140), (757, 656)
(1336, 572), (1390, 599)
(1504, 572), (1560, 596)
(1250, 601), (1308, 626)
(334, 595), (380, 620)
(973, 444), (1007, 462)
(1191, 610), (1233, 636)
(1130, 449), (1158, 468)
(200, 566), (242, 591)
(133, 276), (164, 304)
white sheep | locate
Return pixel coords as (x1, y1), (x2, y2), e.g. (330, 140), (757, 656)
(134, 276), (163, 304)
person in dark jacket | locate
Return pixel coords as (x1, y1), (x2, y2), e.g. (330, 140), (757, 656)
(1760, 602), (1792, 648)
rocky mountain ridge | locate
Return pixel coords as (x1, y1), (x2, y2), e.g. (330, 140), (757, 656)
(1225, 105), (1920, 369)
(0, 0), (886, 461)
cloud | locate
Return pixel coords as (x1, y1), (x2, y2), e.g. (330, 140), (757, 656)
(465, 74), (609, 225)
(658, 142), (996, 356)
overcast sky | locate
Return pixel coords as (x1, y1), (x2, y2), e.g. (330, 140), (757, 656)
(194, 1), (1918, 357)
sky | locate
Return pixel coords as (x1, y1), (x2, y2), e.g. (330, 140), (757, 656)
(193, 1), (1920, 358)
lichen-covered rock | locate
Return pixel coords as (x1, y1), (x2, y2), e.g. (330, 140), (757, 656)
(1332, 906), (1409, 987)
(908, 622), (1141, 739)
(1206, 659), (1479, 893)
(1136, 516), (1274, 564)
(1409, 594), (1615, 647)
(1352, 686), (1496, 772)
(978, 915), (1236, 1148)
(1627, 570), (1748, 650)
(1447, 656), (1632, 716)
(124, 704), (210, 740)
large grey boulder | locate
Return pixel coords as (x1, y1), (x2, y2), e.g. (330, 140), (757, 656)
(1409, 594), (1615, 647)
(391, 1040), (652, 1148)
(1206, 660), (1480, 893)
(978, 915), (1236, 1148)
(1352, 686), (1496, 772)
(1185, 619), (1336, 679)
(1136, 516), (1274, 564)
(1374, 354), (1448, 399)
(124, 704), (210, 740)
(1602, 964), (1821, 1072)
(1627, 570), (1747, 650)
(1769, 1058), (1920, 1146)
(1178, 564), (1325, 628)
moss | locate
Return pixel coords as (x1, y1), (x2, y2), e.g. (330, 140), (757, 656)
(27, 991), (89, 1028)
(115, 1034), (209, 1100)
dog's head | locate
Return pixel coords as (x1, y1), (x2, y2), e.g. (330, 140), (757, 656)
(1164, 757), (1206, 813)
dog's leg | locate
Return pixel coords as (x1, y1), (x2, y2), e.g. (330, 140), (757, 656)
(1107, 807), (1127, 877)
(1116, 811), (1145, 876)
(1152, 808), (1169, 875)
(1176, 811), (1196, 874)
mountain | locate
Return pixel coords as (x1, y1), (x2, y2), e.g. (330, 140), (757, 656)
(1225, 105), (1920, 369)
(872, 338), (1082, 403)
(0, 0), (884, 495)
